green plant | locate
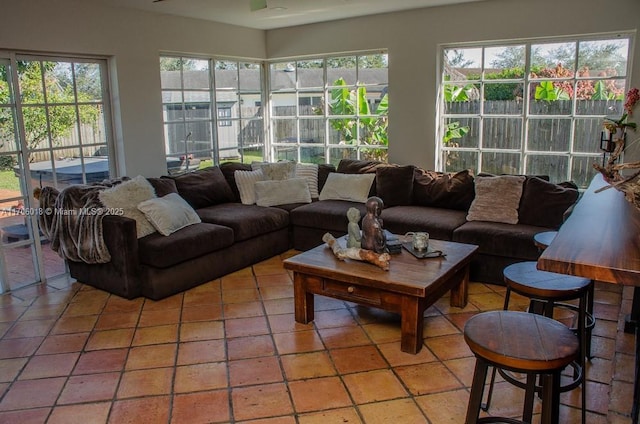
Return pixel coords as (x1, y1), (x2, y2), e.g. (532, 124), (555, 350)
(443, 122), (470, 144)
(534, 80), (570, 101)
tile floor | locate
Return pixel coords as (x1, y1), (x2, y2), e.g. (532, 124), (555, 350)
(0, 250), (635, 423)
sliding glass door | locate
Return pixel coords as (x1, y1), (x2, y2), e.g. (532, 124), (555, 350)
(0, 53), (113, 292)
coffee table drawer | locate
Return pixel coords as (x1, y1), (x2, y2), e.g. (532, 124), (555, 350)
(322, 280), (381, 305)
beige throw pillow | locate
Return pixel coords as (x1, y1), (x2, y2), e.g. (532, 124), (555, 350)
(319, 173), (376, 203)
(137, 193), (201, 236)
(234, 168), (264, 205)
(295, 163), (319, 198)
(98, 175), (157, 238)
(466, 175), (526, 224)
(251, 161), (296, 180)
(255, 178), (311, 207)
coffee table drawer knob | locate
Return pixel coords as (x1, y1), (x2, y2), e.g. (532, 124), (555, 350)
(348, 286), (355, 293)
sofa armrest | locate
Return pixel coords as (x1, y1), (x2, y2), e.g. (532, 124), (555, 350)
(68, 214), (142, 299)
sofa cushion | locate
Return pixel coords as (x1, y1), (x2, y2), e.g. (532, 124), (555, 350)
(319, 173), (376, 203)
(337, 158), (385, 196)
(219, 162), (252, 202)
(295, 163), (319, 199)
(168, 166), (235, 209)
(255, 178), (311, 207)
(466, 175), (526, 224)
(251, 161), (296, 180)
(196, 203), (289, 242)
(138, 222), (234, 268)
(452, 221), (546, 259)
(380, 206), (468, 241)
(290, 200), (367, 233)
(318, 163), (336, 193)
(137, 193), (201, 236)
(412, 169), (475, 211)
(98, 175), (157, 238)
(518, 176), (579, 229)
(375, 165), (415, 207)
(147, 177), (178, 197)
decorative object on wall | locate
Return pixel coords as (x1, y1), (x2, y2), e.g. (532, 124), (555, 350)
(361, 196), (387, 253)
(346, 207), (361, 248)
(322, 233), (390, 270)
(594, 87), (640, 209)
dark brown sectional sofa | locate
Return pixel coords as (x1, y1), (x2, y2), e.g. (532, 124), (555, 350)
(67, 159), (579, 300)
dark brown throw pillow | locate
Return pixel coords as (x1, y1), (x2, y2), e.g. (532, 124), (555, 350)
(375, 165), (415, 207)
(317, 163), (336, 194)
(518, 176), (579, 228)
(168, 166), (235, 209)
(146, 177), (178, 197)
(412, 169), (475, 211)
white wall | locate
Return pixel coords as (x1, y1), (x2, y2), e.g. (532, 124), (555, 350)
(268, 0), (640, 169)
(1, 0), (265, 177)
(2, 0), (638, 176)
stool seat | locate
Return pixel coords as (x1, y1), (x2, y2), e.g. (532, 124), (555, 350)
(465, 310), (579, 372)
(503, 261), (592, 300)
(533, 231), (558, 251)
(464, 310), (580, 424)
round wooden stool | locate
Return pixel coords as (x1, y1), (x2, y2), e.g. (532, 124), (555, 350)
(533, 231), (558, 251)
(464, 310), (579, 424)
(487, 261), (593, 424)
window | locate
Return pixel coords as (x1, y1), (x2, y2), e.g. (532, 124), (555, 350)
(439, 34), (632, 188)
(269, 52), (389, 166)
(159, 56), (264, 171)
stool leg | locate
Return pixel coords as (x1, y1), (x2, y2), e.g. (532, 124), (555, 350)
(540, 371), (562, 424)
(586, 281), (595, 360)
(522, 372), (536, 422)
(466, 357), (490, 424)
(578, 294), (587, 424)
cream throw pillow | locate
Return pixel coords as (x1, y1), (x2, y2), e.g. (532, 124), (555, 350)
(137, 193), (201, 236)
(98, 175), (157, 238)
(255, 178), (311, 207)
(319, 173), (376, 203)
(295, 163), (319, 198)
(251, 161), (296, 180)
(466, 175), (526, 224)
(234, 168), (264, 205)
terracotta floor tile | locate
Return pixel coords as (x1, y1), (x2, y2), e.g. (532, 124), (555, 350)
(225, 316), (270, 338)
(181, 304), (223, 322)
(273, 329), (324, 354)
(142, 293), (183, 311)
(614, 352), (635, 383)
(125, 343), (177, 370)
(36, 332), (88, 354)
(180, 320), (225, 342)
(50, 314), (97, 335)
(72, 348), (128, 375)
(116, 368), (173, 398)
(423, 315), (461, 338)
(288, 376), (352, 412)
(0, 408), (50, 423)
(223, 288), (261, 304)
(343, 369), (408, 403)
(317, 325), (371, 349)
(174, 362), (228, 393)
(85, 328), (134, 350)
(138, 308), (181, 327)
(94, 312), (139, 330)
(48, 402), (111, 424)
(231, 382), (293, 421)
(415, 388), (469, 424)
(102, 296), (144, 314)
(281, 351), (336, 380)
(259, 285), (293, 301)
(256, 274), (292, 288)
(183, 290), (221, 308)
(360, 322), (402, 344)
(262, 298), (295, 315)
(443, 356), (477, 387)
(4, 319), (55, 338)
(58, 372), (120, 404)
(19, 352), (79, 379)
(171, 389), (230, 424)
(108, 396), (170, 424)
(468, 292), (507, 311)
(0, 337), (43, 359)
(268, 313), (312, 334)
(0, 377), (66, 410)
(297, 407), (363, 424)
(131, 324), (178, 346)
(229, 356), (283, 386)
(223, 301), (265, 319)
(227, 334), (276, 360)
(425, 334), (472, 361)
(63, 301), (105, 317)
(0, 358), (28, 382)
(377, 341), (437, 366)
(395, 362), (463, 395)
(358, 398), (428, 424)
(330, 345), (387, 374)
(177, 339), (226, 365)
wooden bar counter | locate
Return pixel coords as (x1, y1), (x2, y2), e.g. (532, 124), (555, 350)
(538, 173), (640, 422)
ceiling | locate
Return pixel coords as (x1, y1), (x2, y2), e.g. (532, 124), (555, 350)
(96, 0), (484, 30)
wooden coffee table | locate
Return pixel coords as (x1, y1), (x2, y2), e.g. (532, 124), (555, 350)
(283, 238), (478, 354)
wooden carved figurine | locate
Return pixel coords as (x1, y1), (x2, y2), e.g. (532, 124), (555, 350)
(361, 196), (386, 253)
